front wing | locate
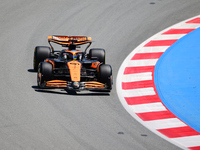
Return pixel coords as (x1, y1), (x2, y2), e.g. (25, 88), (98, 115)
(45, 80), (110, 91)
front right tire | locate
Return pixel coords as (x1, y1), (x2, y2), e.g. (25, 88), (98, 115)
(37, 62), (52, 88)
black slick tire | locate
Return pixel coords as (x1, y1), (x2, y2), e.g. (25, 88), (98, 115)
(89, 48), (105, 64)
(34, 46), (51, 71)
(99, 64), (112, 90)
(37, 62), (52, 88)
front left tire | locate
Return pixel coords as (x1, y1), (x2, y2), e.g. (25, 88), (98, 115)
(98, 64), (112, 90)
(89, 48), (105, 64)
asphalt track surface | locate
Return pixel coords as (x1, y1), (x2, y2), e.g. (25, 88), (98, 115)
(0, 0), (200, 150)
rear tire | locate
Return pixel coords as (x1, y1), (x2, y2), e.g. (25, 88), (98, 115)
(89, 48), (105, 64)
(99, 64), (112, 90)
(34, 46), (51, 71)
(37, 62), (52, 88)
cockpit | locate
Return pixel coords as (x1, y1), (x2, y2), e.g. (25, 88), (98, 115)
(61, 50), (83, 61)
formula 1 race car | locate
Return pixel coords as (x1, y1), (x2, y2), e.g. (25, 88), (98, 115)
(33, 35), (112, 92)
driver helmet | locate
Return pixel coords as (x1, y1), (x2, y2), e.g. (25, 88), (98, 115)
(74, 54), (78, 60)
(71, 50), (78, 60)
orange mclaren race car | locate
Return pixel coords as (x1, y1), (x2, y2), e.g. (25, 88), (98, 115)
(33, 35), (112, 92)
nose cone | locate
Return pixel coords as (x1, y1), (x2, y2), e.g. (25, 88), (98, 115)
(67, 61), (81, 82)
(72, 81), (80, 89)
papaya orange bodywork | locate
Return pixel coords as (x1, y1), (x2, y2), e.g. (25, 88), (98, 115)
(64, 50), (82, 55)
(97, 63), (102, 72)
(46, 80), (67, 87)
(46, 80), (106, 89)
(48, 35), (92, 46)
(85, 81), (105, 89)
(67, 60), (81, 82)
(91, 61), (100, 68)
(45, 59), (55, 70)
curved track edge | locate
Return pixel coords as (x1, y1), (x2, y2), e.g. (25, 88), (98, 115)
(116, 15), (200, 150)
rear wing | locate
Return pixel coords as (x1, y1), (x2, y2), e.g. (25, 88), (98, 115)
(48, 35), (92, 52)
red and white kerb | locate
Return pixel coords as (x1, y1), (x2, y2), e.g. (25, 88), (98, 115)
(117, 16), (200, 150)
